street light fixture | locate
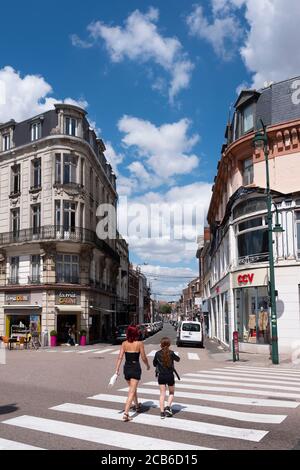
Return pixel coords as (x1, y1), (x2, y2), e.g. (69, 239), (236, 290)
(253, 119), (284, 365)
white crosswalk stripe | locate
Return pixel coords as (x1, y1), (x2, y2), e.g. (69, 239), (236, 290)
(118, 386), (298, 408)
(0, 437), (44, 450)
(187, 353), (200, 360)
(193, 371), (300, 383)
(88, 393), (287, 424)
(143, 381), (300, 400)
(92, 349), (114, 354)
(3, 415), (212, 450)
(50, 403), (268, 442)
(147, 350), (157, 357)
(179, 376), (300, 392)
(78, 349), (103, 354)
(225, 366), (300, 375)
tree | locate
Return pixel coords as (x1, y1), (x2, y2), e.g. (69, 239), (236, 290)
(159, 304), (172, 315)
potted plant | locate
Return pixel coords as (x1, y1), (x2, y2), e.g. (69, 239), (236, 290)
(79, 329), (87, 346)
(50, 330), (57, 347)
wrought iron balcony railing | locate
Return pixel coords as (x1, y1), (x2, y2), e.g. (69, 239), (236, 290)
(0, 225), (120, 262)
(238, 252), (269, 266)
(7, 277), (19, 285)
(56, 275), (80, 284)
(28, 276), (41, 285)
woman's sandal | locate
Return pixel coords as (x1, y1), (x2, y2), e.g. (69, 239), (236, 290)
(131, 403), (142, 413)
(122, 412), (131, 422)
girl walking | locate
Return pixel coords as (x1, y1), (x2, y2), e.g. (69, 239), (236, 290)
(153, 337), (180, 419)
(115, 325), (150, 422)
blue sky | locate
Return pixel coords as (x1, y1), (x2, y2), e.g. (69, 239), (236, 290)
(1, 0), (298, 298)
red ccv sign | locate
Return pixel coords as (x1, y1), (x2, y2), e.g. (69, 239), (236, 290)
(238, 273), (254, 285)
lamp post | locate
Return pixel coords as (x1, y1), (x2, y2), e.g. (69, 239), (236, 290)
(253, 120), (284, 365)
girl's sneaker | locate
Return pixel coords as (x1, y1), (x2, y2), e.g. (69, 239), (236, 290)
(164, 406), (173, 417)
(160, 412), (165, 419)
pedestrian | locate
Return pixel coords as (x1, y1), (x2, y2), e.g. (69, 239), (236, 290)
(115, 325), (150, 422)
(153, 337), (180, 419)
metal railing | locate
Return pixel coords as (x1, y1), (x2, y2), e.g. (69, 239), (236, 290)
(238, 252), (269, 266)
(28, 276), (41, 285)
(7, 277), (19, 285)
(0, 225), (120, 262)
(56, 275), (80, 284)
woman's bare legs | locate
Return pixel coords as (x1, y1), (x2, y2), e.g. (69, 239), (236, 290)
(159, 385), (166, 412)
(167, 385), (175, 408)
(124, 379), (139, 416)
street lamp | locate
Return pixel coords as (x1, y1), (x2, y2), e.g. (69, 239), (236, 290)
(253, 119), (284, 365)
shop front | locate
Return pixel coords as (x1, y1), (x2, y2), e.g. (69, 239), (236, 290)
(210, 275), (231, 346)
(55, 290), (82, 345)
(233, 268), (270, 353)
(4, 291), (42, 338)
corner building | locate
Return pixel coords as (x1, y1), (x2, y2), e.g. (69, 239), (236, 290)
(200, 77), (300, 355)
(0, 103), (127, 344)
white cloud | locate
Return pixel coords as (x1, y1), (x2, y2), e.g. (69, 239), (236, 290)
(0, 66), (87, 123)
(104, 142), (124, 175)
(118, 115), (200, 181)
(70, 34), (93, 49)
(186, 4), (243, 60)
(118, 181), (212, 264)
(75, 8), (194, 102)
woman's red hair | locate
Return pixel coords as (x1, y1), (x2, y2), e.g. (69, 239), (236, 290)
(126, 325), (139, 343)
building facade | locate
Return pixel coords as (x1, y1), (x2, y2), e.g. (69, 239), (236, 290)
(200, 77), (300, 355)
(0, 103), (122, 345)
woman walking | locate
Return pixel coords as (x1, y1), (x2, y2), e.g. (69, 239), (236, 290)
(115, 325), (150, 421)
(153, 337), (180, 419)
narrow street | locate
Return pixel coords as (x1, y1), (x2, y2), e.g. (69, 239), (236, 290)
(1, 323), (300, 451)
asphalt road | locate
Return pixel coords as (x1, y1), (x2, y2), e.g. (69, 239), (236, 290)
(1, 323), (300, 450)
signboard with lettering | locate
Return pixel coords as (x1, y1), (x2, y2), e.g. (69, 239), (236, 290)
(55, 291), (80, 305)
(5, 293), (30, 304)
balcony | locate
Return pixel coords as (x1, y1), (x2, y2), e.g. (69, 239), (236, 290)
(237, 253), (269, 267)
(7, 277), (19, 285)
(28, 275), (41, 285)
(0, 225), (120, 262)
(53, 181), (84, 194)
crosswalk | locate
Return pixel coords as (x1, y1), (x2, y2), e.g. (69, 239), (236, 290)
(1, 364), (300, 450)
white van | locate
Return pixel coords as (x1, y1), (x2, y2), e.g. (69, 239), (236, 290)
(176, 321), (203, 348)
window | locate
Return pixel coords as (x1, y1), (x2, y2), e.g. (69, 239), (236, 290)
(32, 204), (41, 235)
(32, 158), (41, 188)
(2, 133), (10, 151)
(233, 198), (267, 220)
(11, 208), (20, 236)
(11, 164), (21, 194)
(90, 167), (93, 194)
(56, 254), (79, 283)
(237, 216), (269, 264)
(242, 104), (254, 133)
(63, 201), (76, 232)
(182, 323), (200, 332)
(243, 158), (254, 186)
(31, 255), (40, 283)
(235, 287), (270, 344)
(296, 212), (300, 259)
(63, 154), (77, 184)
(80, 158), (84, 186)
(55, 154), (61, 184)
(31, 122), (41, 141)
(55, 200), (61, 227)
(10, 256), (19, 284)
(65, 116), (77, 136)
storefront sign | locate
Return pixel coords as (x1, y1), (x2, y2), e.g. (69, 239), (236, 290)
(55, 291), (80, 305)
(5, 293), (30, 304)
(238, 274), (255, 285)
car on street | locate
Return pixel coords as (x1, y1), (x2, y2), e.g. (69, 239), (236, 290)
(176, 320), (204, 348)
(113, 325), (129, 344)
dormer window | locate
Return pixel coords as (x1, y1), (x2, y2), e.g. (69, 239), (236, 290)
(242, 103), (254, 133)
(31, 122), (41, 141)
(2, 133), (10, 151)
(65, 116), (77, 136)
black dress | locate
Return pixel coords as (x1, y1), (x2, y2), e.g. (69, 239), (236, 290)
(123, 351), (141, 381)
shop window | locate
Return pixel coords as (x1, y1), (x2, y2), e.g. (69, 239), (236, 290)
(235, 287), (270, 344)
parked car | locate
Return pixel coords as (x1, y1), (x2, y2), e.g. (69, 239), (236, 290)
(137, 324), (147, 340)
(113, 325), (129, 344)
(176, 321), (203, 348)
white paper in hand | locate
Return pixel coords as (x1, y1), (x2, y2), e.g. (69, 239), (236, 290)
(108, 373), (118, 387)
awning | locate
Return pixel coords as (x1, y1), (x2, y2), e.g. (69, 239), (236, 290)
(55, 306), (82, 312)
(4, 305), (42, 310)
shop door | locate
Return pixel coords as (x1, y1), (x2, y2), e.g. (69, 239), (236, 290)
(57, 314), (78, 345)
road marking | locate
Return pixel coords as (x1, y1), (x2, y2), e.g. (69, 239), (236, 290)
(45, 350), (57, 353)
(225, 366), (300, 376)
(111, 350), (120, 355)
(3, 415), (212, 450)
(78, 349), (103, 354)
(118, 387), (298, 408)
(0, 437), (44, 450)
(62, 350), (75, 353)
(147, 350), (157, 357)
(50, 403), (268, 442)
(187, 353), (200, 360)
(143, 382), (300, 400)
(179, 377), (300, 392)
(92, 349), (114, 354)
(194, 371), (300, 384)
(87, 393), (287, 424)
